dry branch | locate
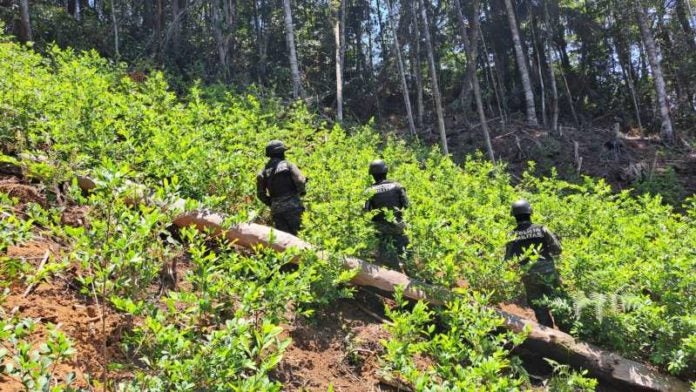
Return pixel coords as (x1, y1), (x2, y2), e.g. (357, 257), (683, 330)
(22, 250), (50, 297)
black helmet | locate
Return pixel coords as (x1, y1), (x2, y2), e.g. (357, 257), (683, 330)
(369, 159), (388, 175)
(511, 199), (532, 216)
(265, 140), (288, 157)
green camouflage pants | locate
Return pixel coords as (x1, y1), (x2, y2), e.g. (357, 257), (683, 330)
(374, 222), (409, 271)
(272, 208), (303, 236)
(521, 260), (562, 328)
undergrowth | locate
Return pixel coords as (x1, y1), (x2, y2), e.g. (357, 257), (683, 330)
(0, 34), (694, 388)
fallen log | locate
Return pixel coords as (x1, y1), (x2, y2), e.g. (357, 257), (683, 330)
(172, 211), (689, 392)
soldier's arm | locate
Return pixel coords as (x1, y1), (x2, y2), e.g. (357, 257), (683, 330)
(399, 186), (410, 209)
(256, 173), (271, 206)
(289, 163), (307, 196)
(543, 227), (562, 256)
(364, 195), (373, 212)
(504, 241), (514, 260)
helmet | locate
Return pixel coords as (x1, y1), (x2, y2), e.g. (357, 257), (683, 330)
(511, 199), (532, 216)
(265, 140), (288, 156)
(369, 159), (388, 175)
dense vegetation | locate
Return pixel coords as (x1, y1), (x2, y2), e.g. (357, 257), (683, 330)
(1, 34), (694, 389)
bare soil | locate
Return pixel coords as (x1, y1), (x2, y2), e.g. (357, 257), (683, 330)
(420, 120), (696, 200)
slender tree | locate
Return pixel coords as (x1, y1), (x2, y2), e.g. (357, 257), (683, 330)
(385, 0), (416, 136)
(111, 0), (120, 59)
(410, 0), (424, 128)
(635, 2), (674, 142)
(211, 0), (237, 82)
(18, 0), (32, 43)
(543, 1), (559, 134)
(419, 0), (448, 154)
(453, 0), (495, 161)
(334, 0), (346, 122)
(503, 0), (538, 126)
(283, 0), (302, 99)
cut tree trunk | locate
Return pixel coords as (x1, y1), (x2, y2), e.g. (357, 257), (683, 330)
(282, 0), (302, 99)
(418, 0), (449, 154)
(635, 3), (674, 143)
(503, 0), (538, 126)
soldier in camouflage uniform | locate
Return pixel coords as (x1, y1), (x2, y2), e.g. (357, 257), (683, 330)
(505, 199), (563, 328)
(364, 159), (410, 271)
(256, 140), (307, 235)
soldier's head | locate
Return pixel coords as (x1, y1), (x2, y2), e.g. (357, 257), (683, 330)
(265, 140), (288, 159)
(369, 159), (388, 181)
(511, 199), (532, 223)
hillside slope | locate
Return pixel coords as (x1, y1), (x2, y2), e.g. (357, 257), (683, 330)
(1, 37), (694, 389)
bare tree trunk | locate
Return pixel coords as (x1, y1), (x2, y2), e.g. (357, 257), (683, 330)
(546, 40), (559, 134)
(531, 22), (546, 127)
(675, 0), (696, 50)
(283, 0), (302, 99)
(18, 0), (32, 43)
(211, 0), (237, 82)
(635, 3), (674, 143)
(503, 0), (538, 126)
(453, 0), (495, 162)
(111, 0), (120, 59)
(75, 0), (81, 20)
(366, 1), (383, 119)
(419, 0), (448, 154)
(555, 50), (579, 127)
(543, 1), (559, 134)
(334, 0), (346, 122)
(253, 0), (269, 86)
(410, 1), (424, 128)
(386, 0), (417, 136)
(480, 24), (506, 127)
(169, 0), (183, 53)
(623, 60), (644, 134)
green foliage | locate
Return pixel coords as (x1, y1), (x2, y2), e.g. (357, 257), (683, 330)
(380, 289), (528, 390)
(0, 35), (694, 386)
(544, 359), (598, 392)
(115, 229), (349, 390)
(0, 318), (82, 391)
(634, 167), (685, 206)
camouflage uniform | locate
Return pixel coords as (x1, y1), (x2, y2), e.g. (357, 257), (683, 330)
(364, 180), (410, 270)
(257, 158), (307, 235)
(505, 221), (563, 327)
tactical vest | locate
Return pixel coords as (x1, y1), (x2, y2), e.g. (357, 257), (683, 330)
(368, 180), (405, 222)
(262, 160), (298, 199)
(507, 222), (553, 264)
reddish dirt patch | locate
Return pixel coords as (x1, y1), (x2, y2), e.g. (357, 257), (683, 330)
(274, 298), (396, 392)
(7, 240), (60, 260)
(1, 282), (131, 390)
(498, 302), (537, 321)
(60, 205), (90, 228)
(0, 177), (46, 206)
